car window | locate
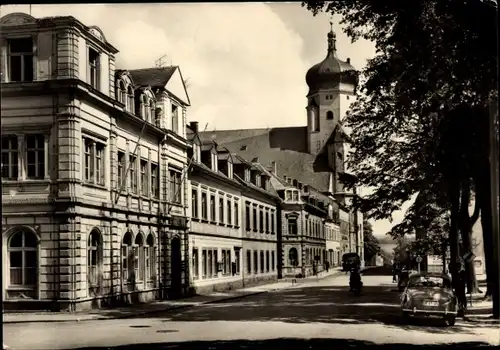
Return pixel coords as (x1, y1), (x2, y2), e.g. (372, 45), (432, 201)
(408, 276), (450, 288)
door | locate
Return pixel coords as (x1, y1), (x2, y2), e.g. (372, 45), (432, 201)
(171, 236), (182, 298)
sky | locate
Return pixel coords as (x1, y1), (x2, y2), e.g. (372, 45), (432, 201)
(0, 3), (408, 240)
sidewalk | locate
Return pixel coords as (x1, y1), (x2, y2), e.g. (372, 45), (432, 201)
(3, 269), (342, 324)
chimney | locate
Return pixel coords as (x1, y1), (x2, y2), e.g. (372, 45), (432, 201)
(303, 185), (309, 193)
(190, 121), (199, 133)
(298, 182), (303, 190)
(283, 175), (288, 182)
(347, 58), (351, 64)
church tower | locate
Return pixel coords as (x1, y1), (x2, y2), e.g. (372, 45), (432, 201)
(305, 23), (358, 157)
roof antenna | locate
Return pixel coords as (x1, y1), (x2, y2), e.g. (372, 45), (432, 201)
(155, 54), (168, 68)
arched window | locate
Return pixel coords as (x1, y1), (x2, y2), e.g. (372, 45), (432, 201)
(150, 101), (156, 124)
(289, 248), (298, 267)
(134, 234), (144, 281)
(7, 229), (38, 298)
(140, 95), (148, 120)
(326, 111), (334, 120)
(118, 80), (126, 104)
(127, 86), (134, 113)
(288, 216), (298, 235)
(87, 229), (102, 294)
(122, 232), (133, 285)
(146, 233), (156, 282)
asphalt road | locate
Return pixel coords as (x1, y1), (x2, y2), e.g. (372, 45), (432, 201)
(3, 271), (499, 350)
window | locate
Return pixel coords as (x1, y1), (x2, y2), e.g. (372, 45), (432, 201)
(271, 212), (275, 234)
(235, 250), (240, 275)
(260, 251), (264, 273)
(285, 191), (292, 201)
(289, 248), (298, 267)
(169, 170), (182, 203)
(245, 203), (251, 231)
(129, 155), (137, 193)
(227, 199), (232, 225)
(234, 202), (239, 227)
(144, 99), (150, 122)
(247, 250), (252, 274)
(252, 207), (257, 231)
(192, 248), (199, 279)
(201, 193), (207, 220)
(222, 249), (231, 275)
(265, 211), (269, 232)
(253, 251), (258, 274)
(259, 209), (264, 232)
(140, 95), (147, 118)
(151, 163), (159, 198)
(8, 38), (34, 82)
(271, 251), (275, 271)
(87, 229), (102, 294)
(140, 159), (149, 196)
(210, 195), (216, 221)
(208, 250), (213, 277)
(117, 152), (125, 190)
(202, 249), (207, 278)
(2, 135), (18, 179)
(192, 189), (198, 219)
(127, 86), (134, 113)
(266, 251), (270, 272)
(292, 191), (299, 202)
(146, 234), (155, 282)
(83, 138), (105, 186)
(288, 217), (298, 235)
(88, 47), (100, 89)
(171, 104), (179, 134)
(7, 229), (38, 297)
(219, 197), (224, 224)
(326, 111), (334, 120)
(26, 134), (45, 179)
(134, 234), (144, 281)
(118, 81), (126, 104)
(122, 232), (133, 284)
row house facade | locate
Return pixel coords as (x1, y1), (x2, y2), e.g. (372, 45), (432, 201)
(1, 12), (190, 311)
(186, 123), (280, 293)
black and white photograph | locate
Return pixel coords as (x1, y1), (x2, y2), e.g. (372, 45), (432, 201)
(1, 2), (499, 349)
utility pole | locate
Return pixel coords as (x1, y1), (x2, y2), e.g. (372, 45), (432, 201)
(489, 96), (499, 318)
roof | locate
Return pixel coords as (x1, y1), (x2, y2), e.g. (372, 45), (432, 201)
(128, 67), (177, 88)
(200, 128), (332, 192)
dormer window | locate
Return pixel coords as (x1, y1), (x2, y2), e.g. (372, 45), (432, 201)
(211, 151), (218, 172)
(227, 161), (233, 179)
(292, 191), (299, 202)
(118, 81), (126, 104)
(244, 168), (251, 182)
(127, 86), (134, 113)
(193, 143), (200, 162)
(140, 95), (147, 119)
(285, 191), (292, 201)
(255, 175), (261, 187)
(172, 104), (179, 134)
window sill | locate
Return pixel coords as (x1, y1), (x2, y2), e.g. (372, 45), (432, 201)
(218, 223), (225, 226)
(253, 229), (258, 232)
(192, 217), (200, 222)
(210, 221), (217, 225)
(235, 225), (240, 229)
(201, 219), (209, 223)
(83, 182), (107, 190)
(3, 179), (51, 185)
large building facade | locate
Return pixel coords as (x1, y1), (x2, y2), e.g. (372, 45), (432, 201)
(1, 12), (190, 311)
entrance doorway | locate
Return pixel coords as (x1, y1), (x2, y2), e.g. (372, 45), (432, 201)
(170, 236), (182, 298)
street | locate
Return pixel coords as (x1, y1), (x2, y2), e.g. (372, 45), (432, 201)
(3, 272), (499, 350)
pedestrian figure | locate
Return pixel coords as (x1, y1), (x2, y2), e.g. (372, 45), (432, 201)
(326, 261), (330, 272)
(312, 262), (317, 276)
(392, 262), (399, 283)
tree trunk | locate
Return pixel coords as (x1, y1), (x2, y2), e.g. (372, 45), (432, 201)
(449, 179), (461, 284)
(459, 180), (479, 293)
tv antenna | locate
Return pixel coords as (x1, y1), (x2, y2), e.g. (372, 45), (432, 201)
(155, 54), (168, 68)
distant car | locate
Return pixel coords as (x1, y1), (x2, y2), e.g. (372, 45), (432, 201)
(400, 272), (458, 326)
(342, 253), (360, 272)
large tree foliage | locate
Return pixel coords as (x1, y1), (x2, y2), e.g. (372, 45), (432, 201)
(363, 220), (381, 263)
(302, 0), (498, 316)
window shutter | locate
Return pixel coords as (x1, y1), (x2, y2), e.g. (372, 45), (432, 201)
(37, 32), (53, 80)
(0, 38), (7, 82)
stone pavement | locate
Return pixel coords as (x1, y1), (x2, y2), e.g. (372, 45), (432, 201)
(3, 268), (344, 324)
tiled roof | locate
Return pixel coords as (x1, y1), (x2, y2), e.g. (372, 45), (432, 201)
(201, 129), (332, 193)
(128, 66), (177, 88)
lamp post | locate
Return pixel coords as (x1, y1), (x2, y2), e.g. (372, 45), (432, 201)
(489, 96), (499, 318)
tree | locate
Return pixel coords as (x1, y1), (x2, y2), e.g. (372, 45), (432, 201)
(302, 0), (498, 317)
(363, 220), (381, 264)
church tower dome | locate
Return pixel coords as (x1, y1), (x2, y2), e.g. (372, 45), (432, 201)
(305, 24), (358, 96)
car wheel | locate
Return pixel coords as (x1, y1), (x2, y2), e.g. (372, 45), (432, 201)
(444, 316), (456, 327)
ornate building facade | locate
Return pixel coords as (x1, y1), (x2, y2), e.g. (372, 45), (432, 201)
(1, 12), (190, 311)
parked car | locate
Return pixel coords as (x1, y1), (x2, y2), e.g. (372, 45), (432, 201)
(400, 272), (458, 326)
(342, 253), (361, 272)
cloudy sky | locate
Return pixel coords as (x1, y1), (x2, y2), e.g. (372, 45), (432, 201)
(1, 3), (407, 239)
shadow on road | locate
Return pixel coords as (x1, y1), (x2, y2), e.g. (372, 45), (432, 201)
(66, 338), (495, 350)
(117, 283), (498, 336)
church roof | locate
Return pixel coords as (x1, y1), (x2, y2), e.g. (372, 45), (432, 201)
(200, 128), (333, 193)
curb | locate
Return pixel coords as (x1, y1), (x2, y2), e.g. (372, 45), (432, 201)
(3, 272), (345, 325)
(2, 291), (267, 325)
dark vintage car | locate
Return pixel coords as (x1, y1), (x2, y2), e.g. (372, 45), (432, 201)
(342, 252), (361, 272)
(400, 272), (458, 326)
